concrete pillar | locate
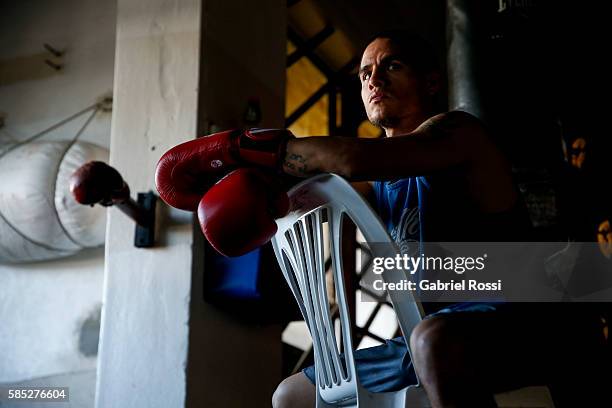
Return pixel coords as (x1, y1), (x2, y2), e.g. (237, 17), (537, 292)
(96, 0), (286, 407)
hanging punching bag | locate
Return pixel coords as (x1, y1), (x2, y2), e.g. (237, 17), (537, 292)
(447, 0), (567, 237)
(0, 141), (109, 263)
(448, 0), (564, 163)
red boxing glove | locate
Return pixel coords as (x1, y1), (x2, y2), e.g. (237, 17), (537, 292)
(155, 128), (292, 211)
(198, 168), (290, 257)
(70, 161), (130, 206)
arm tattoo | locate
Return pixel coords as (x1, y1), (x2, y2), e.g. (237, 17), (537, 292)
(284, 153), (311, 176)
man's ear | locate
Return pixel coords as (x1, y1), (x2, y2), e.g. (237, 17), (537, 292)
(425, 71), (442, 96)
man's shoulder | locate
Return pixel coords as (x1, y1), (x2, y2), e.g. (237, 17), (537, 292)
(443, 110), (480, 120)
(420, 110), (486, 135)
(413, 110), (493, 158)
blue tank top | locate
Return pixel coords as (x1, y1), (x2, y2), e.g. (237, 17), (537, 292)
(373, 167), (531, 245)
(373, 168), (532, 312)
(373, 176), (426, 255)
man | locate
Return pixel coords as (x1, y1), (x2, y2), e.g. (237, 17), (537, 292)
(270, 31), (606, 407)
(155, 30), (607, 407)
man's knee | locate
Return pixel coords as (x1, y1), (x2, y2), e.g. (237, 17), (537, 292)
(410, 315), (459, 364)
(409, 315), (496, 404)
(271, 379), (292, 408)
(272, 373), (315, 408)
(410, 316), (468, 375)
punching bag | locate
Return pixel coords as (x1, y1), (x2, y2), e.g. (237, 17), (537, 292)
(0, 141), (109, 263)
(448, 0), (565, 164)
(447, 0), (567, 236)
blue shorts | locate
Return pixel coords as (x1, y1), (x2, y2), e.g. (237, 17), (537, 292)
(302, 302), (608, 393)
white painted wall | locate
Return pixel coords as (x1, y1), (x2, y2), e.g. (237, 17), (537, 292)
(1, 1), (286, 406)
(0, 0), (116, 383)
(0, 248), (104, 382)
(0, 0), (116, 147)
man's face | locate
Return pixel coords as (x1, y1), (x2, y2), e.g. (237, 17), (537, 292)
(359, 38), (430, 129)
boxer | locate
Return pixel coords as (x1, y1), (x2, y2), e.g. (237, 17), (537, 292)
(156, 30), (607, 407)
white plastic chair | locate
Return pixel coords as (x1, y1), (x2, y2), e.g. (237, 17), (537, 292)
(272, 174), (429, 407)
(272, 174), (556, 408)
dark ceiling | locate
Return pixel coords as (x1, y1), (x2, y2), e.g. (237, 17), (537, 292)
(311, 0), (447, 67)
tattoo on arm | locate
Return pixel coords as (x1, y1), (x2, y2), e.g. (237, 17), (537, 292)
(284, 153), (311, 176)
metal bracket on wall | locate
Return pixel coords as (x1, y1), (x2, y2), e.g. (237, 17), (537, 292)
(134, 192), (157, 248)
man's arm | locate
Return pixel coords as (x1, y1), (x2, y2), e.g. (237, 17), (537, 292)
(282, 111), (486, 180)
(282, 110), (516, 212)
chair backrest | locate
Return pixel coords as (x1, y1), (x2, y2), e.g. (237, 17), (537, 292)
(272, 174), (425, 405)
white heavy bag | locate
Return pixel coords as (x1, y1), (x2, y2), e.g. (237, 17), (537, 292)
(0, 141), (109, 263)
